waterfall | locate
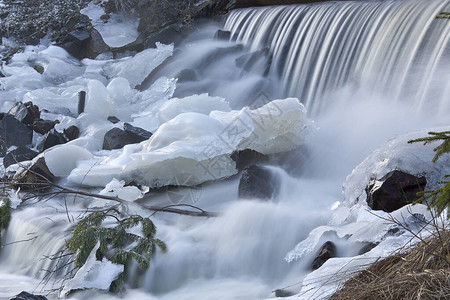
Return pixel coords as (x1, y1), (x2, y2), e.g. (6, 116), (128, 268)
(224, 0), (450, 115)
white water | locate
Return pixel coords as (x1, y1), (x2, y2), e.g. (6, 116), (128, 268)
(0, 0), (449, 299)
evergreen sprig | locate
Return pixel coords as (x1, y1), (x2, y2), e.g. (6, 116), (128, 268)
(65, 209), (166, 290)
(409, 131), (450, 215)
(0, 197), (11, 248)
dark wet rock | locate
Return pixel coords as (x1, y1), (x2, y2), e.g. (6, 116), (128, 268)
(107, 116), (120, 124)
(0, 114), (33, 156)
(3, 147), (39, 169)
(238, 165), (279, 200)
(269, 146), (309, 176)
(214, 30), (231, 40)
(123, 123), (152, 141)
(30, 119), (57, 135)
(32, 64), (44, 74)
(366, 170), (427, 212)
(231, 149), (268, 171)
(37, 129), (67, 152)
(63, 125), (80, 141)
(274, 289), (296, 297)
(13, 157), (55, 191)
(103, 127), (149, 150)
(358, 242), (378, 255)
(177, 69), (197, 82)
(60, 26), (110, 60)
(311, 241), (336, 270)
(8, 102), (40, 125)
(10, 291), (47, 300)
(85, 28), (111, 59)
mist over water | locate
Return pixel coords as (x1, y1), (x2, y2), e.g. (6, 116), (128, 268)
(0, 0), (449, 299)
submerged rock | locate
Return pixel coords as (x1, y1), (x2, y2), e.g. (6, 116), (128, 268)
(3, 147), (39, 169)
(10, 291), (47, 300)
(311, 241), (336, 270)
(366, 170), (426, 213)
(238, 165), (279, 200)
(274, 289), (296, 297)
(231, 149), (268, 171)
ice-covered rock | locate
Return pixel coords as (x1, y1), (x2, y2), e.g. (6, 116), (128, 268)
(84, 79), (113, 119)
(68, 98), (308, 188)
(343, 127), (450, 207)
(99, 178), (149, 201)
(60, 241), (124, 297)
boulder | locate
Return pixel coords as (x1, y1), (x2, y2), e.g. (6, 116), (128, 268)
(37, 129), (68, 152)
(103, 126), (150, 150)
(8, 102), (40, 125)
(311, 241), (336, 270)
(13, 157), (55, 191)
(366, 170), (426, 212)
(63, 125), (80, 141)
(3, 147), (39, 169)
(0, 114), (33, 156)
(123, 123), (152, 141)
(214, 29), (231, 40)
(30, 119), (57, 135)
(231, 149), (268, 171)
(10, 291), (47, 300)
(238, 165), (279, 200)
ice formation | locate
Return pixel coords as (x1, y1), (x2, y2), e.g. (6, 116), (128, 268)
(68, 98), (308, 188)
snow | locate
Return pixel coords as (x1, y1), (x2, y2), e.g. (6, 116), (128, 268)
(68, 98), (309, 188)
(100, 178), (149, 201)
(343, 127), (450, 207)
(61, 241), (124, 297)
(81, 1), (139, 48)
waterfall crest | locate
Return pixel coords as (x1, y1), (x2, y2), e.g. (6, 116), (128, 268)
(225, 0), (450, 115)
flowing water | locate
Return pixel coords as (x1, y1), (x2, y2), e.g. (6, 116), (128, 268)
(0, 0), (449, 299)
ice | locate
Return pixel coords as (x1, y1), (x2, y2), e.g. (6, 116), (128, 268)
(44, 145), (93, 177)
(81, 1), (139, 48)
(84, 79), (114, 119)
(343, 127), (450, 207)
(102, 43), (174, 87)
(61, 241), (124, 297)
(100, 178), (149, 201)
(68, 98), (308, 188)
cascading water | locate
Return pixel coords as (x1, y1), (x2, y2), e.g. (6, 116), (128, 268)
(225, 0), (450, 115)
(0, 0), (449, 299)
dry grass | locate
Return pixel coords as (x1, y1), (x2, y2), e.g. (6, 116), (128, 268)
(331, 230), (450, 300)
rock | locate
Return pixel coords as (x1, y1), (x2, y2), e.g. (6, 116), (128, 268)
(235, 47), (271, 75)
(231, 149), (268, 171)
(63, 125), (80, 141)
(32, 64), (44, 74)
(0, 114), (33, 156)
(311, 241), (336, 270)
(214, 29), (231, 40)
(274, 289), (296, 297)
(358, 242), (378, 255)
(61, 27), (110, 60)
(37, 129), (67, 152)
(123, 123), (152, 141)
(86, 28), (111, 59)
(103, 127), (149, 150)
(13, 157), (55, 191)
(8, 102), (40, 125)
(238, 165), (279, 200)
(10, 291), (47, 300)
(107, 116), (120, 124)
(30, 119), (57, 134)
(177, 69), (197, 83)
(3, 147), (39, 169)
(366, 170), (426, 212)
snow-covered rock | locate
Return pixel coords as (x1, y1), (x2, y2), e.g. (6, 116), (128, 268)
(44, 144), (93, 177)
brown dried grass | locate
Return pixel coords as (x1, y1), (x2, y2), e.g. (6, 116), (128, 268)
(331, 230), (450, 300)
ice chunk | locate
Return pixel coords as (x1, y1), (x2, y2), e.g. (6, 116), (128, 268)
(84, 79), (113, 119)
(68, 98), (308, 188)
(103, 43), (174, 87)
(100, 178), (149, 201)
(44, 145), (93, 177)
(61, 241), (124, 297)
